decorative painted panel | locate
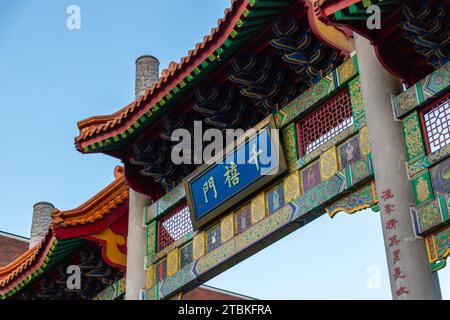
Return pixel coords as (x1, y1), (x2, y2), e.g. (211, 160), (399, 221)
(179, 242), (193, 269)
(296, 89), (353, 156)
(146, 184), (186, 223)
(295, 156), (371, 221)
(401, 111), (427, 163)
(147, 155), (374, 299)
(422, 62), (450, 100)
(221, 213), (234, 242)
(359, 125), (371, 157)
(157, 203), (193, 252)
(430, 158), (450, 194)
(426, 225), (450, 272)
(392, 62), (450, 118)
(301, 161), (321, 194)
(349, 76), (364, 121)
(206, 224), (221, 253)
(146, 220), (157, 268)
(143, 56), (380, 299)
(411, 171), (434, 206)
(348, 157), (372, 186)
(184, 116), (287, 230)
(94, 277), (126, 300)
(320, 147), (338, 181)
(146, 266), (155, 289)
(267, 183), (285, 215)
(338, 135), (361, 169)
(412, 197), (447, 235)
(408, 144), (450, 178)
(234, 205), (251, 235)
(274, 55), (358, 129)
(167, 249), (179, 278)
(284, 171), (301, 203)
(282, 123), (299, 165)
(289, 124), (357, 172)
(193, 232), (205, 260)
(251, 193), (266, 224)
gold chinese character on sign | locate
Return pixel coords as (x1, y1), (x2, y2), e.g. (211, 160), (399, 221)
(224, 162), (240, 188)
(203, 176), (217, 203)
(248, 143), (263, 171)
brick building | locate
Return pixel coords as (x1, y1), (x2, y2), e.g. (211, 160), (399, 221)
(0, 231), (29, 267)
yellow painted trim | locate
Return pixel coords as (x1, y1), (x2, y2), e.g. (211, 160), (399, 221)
(167, 249), (179, 277)
(251, 192), (266, 224)
(284, 170), (301, 203)
(221, 213), (235, 242)
(193, 232), (205, 260)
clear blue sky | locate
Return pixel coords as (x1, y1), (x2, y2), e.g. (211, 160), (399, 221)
(0, 0), (448, 299)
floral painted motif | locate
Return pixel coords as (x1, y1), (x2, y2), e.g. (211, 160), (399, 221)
(282, 123), (299, 165)
(326, 183), (377, 218)
(359, 126), (371, 156)
(220, 213), (234, 242)
(402, 112), (426, 163)
(194, 204), (294, 276)
(431, 157), (450, 194)
(423, 62), (450, 98)
(284, 171), (301, 203)
(146, 221), (157, 267)
(418, 201), (442, 233)
(320, 147), (338, 181)
(412, 171), (434, 206)
(349, 77), (364, 120)
(416, 177), (432, 203)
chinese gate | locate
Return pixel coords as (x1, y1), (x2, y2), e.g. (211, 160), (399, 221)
(74, 0), (449, 300)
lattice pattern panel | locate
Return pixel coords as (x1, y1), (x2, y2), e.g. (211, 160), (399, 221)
(297, 89), (353, 155)
(422, 94), (450, 154)
(157, 203), (193, 252)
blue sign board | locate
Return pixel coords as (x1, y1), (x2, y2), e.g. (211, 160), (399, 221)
(184, 117), (287, 229)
